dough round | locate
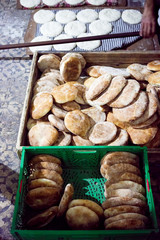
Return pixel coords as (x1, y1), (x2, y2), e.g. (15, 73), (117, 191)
(42, 0), (62, 6)
(122, 9), (142, 24)
(40, 21), (63, 37)
(107, 129), (129, 146)
(55, 10), (76, 24)
(77, 33), (101, 50)
(20, 0), (40, 8)
(29, 36), (52, 53)
(53, 34), (76, 51)
(65, 0), (84, 5)
(99, 9), (121, 22)
(87, 0), (106, 6)
(33, 10), (55, 24)
(77, 9), (98, 23)
(89, 20), (112, 35)
(64, 20), (86, 37)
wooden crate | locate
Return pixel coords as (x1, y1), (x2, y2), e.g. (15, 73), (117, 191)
(16, 51), (160, 158)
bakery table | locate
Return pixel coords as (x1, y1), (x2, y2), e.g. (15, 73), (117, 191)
(0, 0), (160, 239)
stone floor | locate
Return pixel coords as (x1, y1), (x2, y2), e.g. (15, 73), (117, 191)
(0, 0), (160, 240)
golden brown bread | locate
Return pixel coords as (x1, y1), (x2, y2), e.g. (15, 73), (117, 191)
(26, 187), (61, 210)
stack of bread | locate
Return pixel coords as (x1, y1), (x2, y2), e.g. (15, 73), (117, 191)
(27, 53), (160, 147)
(66, 199), (104, 230)
(100, 151), (149, 230)
(25, 154), (74, 229)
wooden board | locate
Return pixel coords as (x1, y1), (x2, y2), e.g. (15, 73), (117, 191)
(17, 0), (126, 9)
(16, 51), (160, 157)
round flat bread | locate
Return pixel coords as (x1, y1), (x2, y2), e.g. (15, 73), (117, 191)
(122, 9), (142, 24)
(26, 187), (61, 210)
(147, 60), (160, 71)
(126, 63), (152, 81)
(57, 184), (74, 217)
(130, 113), (158, 129)
(105, 218), (146, 230)
(107, 129), (129, 146)
(105, 189), (146, 202)
(29, 169), (64, 186)
(145, 128), (160, 148)
(86, 66), (130, 78)
(61, 53), (86, 69)
(30, 93), (53, 120)
(105, 213), (148, 226)
(72, 135), (94, 146)
(85, 73), (112, 100)
(82, 107), (106, 124)
(89, 121), (117, 144)
(64, 110), (91, 137)
(37, 54), (61, 72)
(127, 125), (158, 145)
(51, 83), (78, 103)
(54, 131), (72, 146)
(101, 152), (139, 165)
(48, 114), (66, 131)
(89, 20), (112, 35)
(29, 36), (52, 53)
(55, 10), (76, 24)
(40, 21), (63, 37)
(51, 104), (67, 119)
(104, 163), (141, 179)
(104, 205), (145, 218)
(65, 0), (84, 5)
(77, 33), (101, 50)
(147, 71), (160, 85)
(27, 206), (58, 229)
(69, 199), (103, 218)
(108, 80), (140, 108)
(33, 10), (55, 24)
(31, 161), (63, 175)
(104, 172), (143, 186)
(87, 0), (106, 5)
(53, 34), (76, 51)
(130, 92), (158, 126)
(28, 123), (58, 146)
(28, 178), (61, 190)
(20, 0), (40, 8)
(66, 206), (99, 230)
(64, 21), (86, 37)
(77, 9), (98, 23)
(102, 197), (146, 210)
(60, 57), (82, 82)
(42, 0), (62, 6)
(29, 154), (61, 166)
(105, 181), (146, 196)
(93, 76), (127, 106)
(62, 101), (81, 111)
(112, 91), (148, 122)
(99, 9), (121, 22)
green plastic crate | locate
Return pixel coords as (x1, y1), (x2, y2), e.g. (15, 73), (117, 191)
(11, 146), (159, 240)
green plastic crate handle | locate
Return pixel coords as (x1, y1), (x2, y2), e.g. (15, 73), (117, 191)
(73, 150), (97, 154)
